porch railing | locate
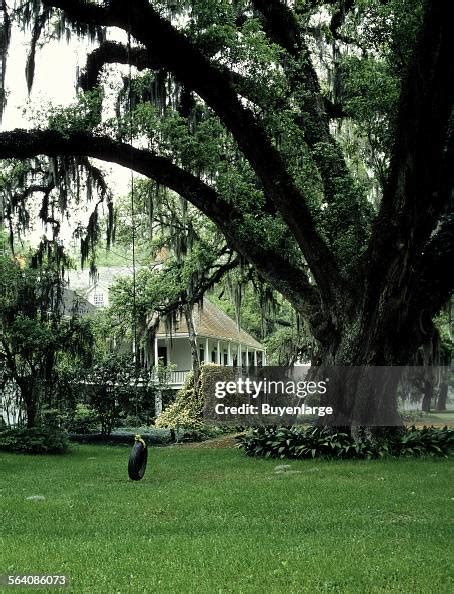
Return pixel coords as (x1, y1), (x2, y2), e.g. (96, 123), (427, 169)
(152, 369), (191, 386)
(168, 369), (190, 386)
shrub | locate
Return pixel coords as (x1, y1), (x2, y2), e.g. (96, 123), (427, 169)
(155, 371), (205, 430)
(237, 425), (454, 460)
(66, 404), (98, 434)
(40, 408), (67, 429)
(178, 424), (234, 443)
(121, 415), (144, 428)
(0, 427), (69, 454)
(69, 427), (173, 446)
(156, 364), (237, 431)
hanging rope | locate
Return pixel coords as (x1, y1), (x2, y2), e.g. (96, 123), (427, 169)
(126, 27), (140, 421)
(127, 29), (138, 369)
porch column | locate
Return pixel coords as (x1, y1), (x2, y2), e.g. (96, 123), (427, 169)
(262, 350), (267, 365)
(254, 350), (258, 367)
(245, 346), (249, 368)
(154, 336), (162, 417)
(228, 342), (232, 366)
(154, 336), (159, 367)
(238, 343), (242, 367)
(217, 340), (221, 365)
(205, 338), (210, 364)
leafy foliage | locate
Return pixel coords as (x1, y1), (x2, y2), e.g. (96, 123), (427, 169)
(237, 425), (454, 460)
(85, 352), (155, 436)
(65, 403), (98, 435)
(155, 370), (203, 430)
(0, 244), (94, 427)
(0, 426), (68, 454)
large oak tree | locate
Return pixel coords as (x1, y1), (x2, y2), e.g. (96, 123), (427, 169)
(0, 0), (453, 426)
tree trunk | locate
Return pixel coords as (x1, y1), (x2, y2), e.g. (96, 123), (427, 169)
(421, 380), (433, 412)
(18, 377), (40, 428)
(317, 362), (403, 429)
(154, 389), (162, 418)
(184, 303), (200, 385)
(436, 382), (448, 411)
(314, 302), (419, 432)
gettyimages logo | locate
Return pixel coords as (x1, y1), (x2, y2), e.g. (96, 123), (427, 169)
(214, 377), (328, 399)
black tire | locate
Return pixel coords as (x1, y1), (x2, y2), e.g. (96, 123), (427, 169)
(128, 441), (148, 480)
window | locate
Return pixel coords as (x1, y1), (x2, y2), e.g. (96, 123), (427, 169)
(157, 346), (168, 366)
(93, 292), (104, 307)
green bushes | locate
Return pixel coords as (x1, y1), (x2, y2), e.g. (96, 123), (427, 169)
(156, 371), (204, 430)
(237, 425), (454, 460)
(65, 404), (98, 434)
(156, 364), (237, 431)
(0, 427), (69, 454)
(69, 427), (172, 446)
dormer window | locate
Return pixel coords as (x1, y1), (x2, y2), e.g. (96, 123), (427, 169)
(93, 292), (104, 307)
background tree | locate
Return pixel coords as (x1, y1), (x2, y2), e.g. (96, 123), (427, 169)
(0, 0), (452, 427)
(0, 239), (93, 427)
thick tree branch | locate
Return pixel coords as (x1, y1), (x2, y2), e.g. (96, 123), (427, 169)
(154, 255), (241, 318)
(79, 20), (267, 108)
(414, 213), (454, 319)
(251, 0), (302, 54)
(79, 39), (266, 110)
(329, 0), (356, 44)
(251, 0), (371, 270)
(364, 0), (454, 308)
(391, 212), (454, 360)
(79, 40), (162, 91)
(43, 0), (344, 311)
(0, 128), (316, 316)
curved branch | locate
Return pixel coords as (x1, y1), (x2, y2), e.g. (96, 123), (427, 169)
(154, 255), (241, 318)
(0, 128), (317, 316)
(43, 0), (343, 309)
(251, 0), (302, 54)
(79, 40), (162, 91)
(393, 213), (454, 357)
(80, 39), (266, 110)
(329, 0), (355, 44)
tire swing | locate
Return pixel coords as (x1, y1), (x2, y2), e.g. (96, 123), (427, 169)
(128, 435), (148, 481)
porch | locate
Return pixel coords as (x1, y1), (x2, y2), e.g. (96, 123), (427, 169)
(152, 334), (267, 389)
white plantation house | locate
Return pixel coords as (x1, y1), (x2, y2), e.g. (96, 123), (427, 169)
(66, 266), (135, 309)
(152, 299), (266, 388)
(67, 267), (266, 389)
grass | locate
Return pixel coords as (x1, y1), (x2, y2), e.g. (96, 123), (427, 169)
(1, 445), (453, 593)
(420, 410), (454, 425)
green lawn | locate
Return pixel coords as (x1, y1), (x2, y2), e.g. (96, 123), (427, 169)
(1, 445), (453, 593)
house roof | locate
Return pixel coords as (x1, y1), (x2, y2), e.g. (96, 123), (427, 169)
(67, 267), (263, 349)
(61, 288), (97, 317)
(156, 299), (264, 350)
(66, 266), (137, 293)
